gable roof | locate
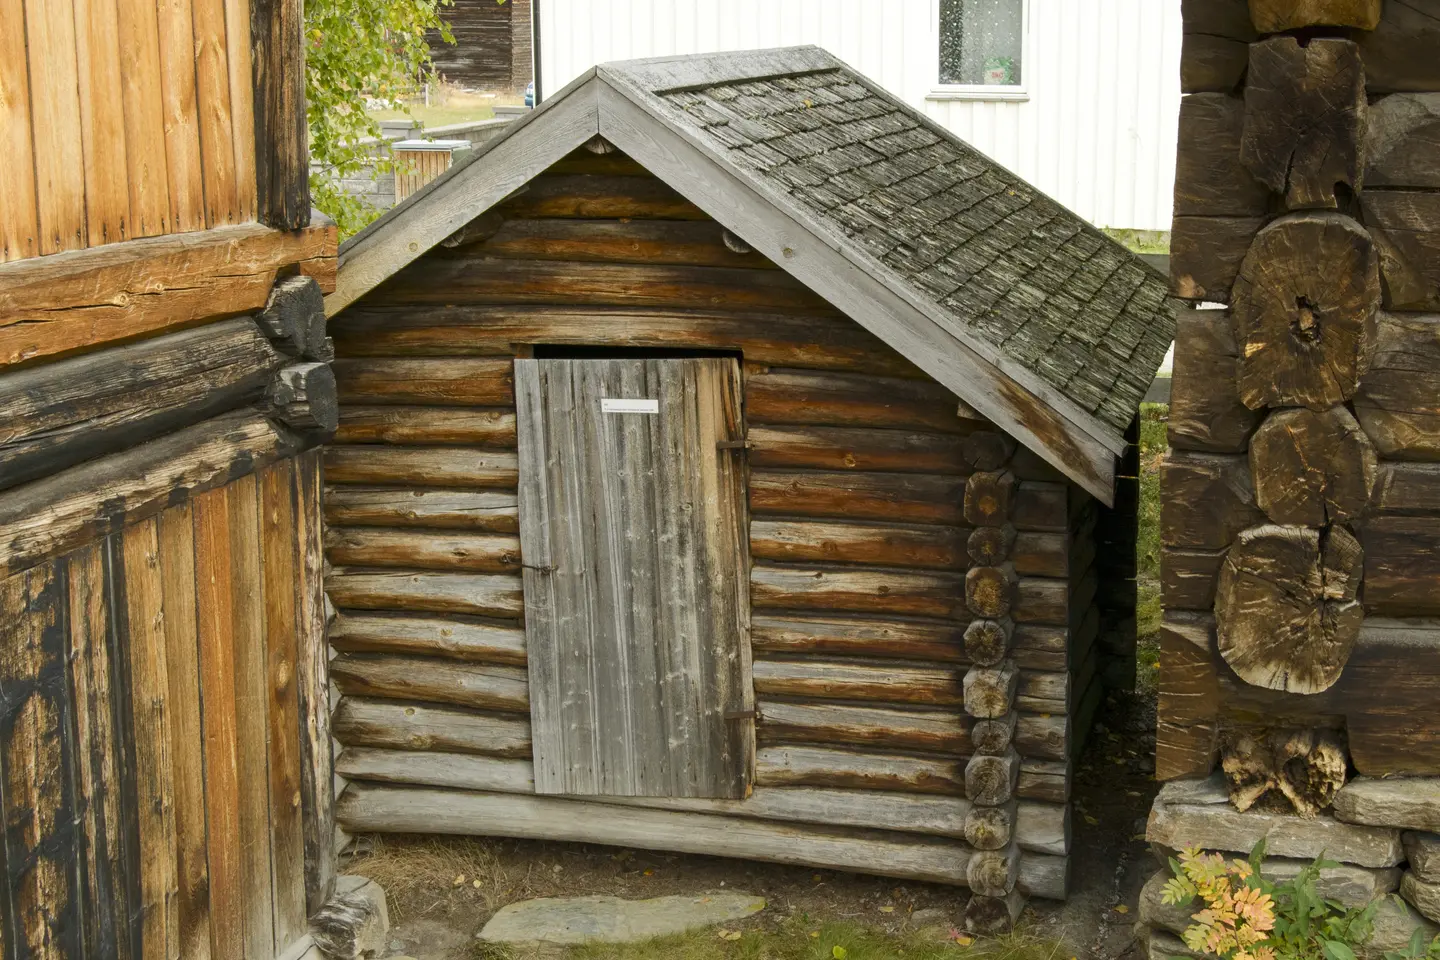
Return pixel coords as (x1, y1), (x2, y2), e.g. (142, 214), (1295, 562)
(329, 46), (1176, 504)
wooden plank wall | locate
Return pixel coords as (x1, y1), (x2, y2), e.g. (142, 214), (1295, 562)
(326, 146), (1110, 898)
(0, 0), (259, 262)
(429, 0), (526, 92)
(0, 454), (323, 959)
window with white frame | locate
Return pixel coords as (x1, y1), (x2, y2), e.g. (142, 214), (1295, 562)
(935, 0), (1028, 98)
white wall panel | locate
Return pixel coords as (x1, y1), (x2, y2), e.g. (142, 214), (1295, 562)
(537, 0), (1180, 231)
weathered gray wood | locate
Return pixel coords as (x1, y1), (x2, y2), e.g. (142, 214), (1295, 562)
(326, 569), (524, 618)
(966, 749), (1020, 805)
(964, 662), (1019, 719)
(515, 358), (752, 798)
(330, 654), (530, 713)
(1354, 312), (1440, 460)
(323, 488), (518, 532)
(964, 887), (1027, 935)
(265, 362), (339, 434)
(749, 519), (967, 570)
(1365, 190), (1440, 312)
(1374, 461), (1440, 513)
(972, 712), (1018, 756)
(1248, 406), (1377, 525)
(750, 614), (964, 662)
(756, 745), (963, 795)
(747, 424), (966, 475)
(328, 612), (526, 663)
(749, 470), (966, 526)
(751, 660), (963, 707)
(333, 357), (514, 406)
(338, 748), (535, 793)
(967, 842), (1020, 897)
(756, 700), (969, 755)
(751, 564), (969, 620)
(964, 800), (1016, 851)
(332, 698), (533, 757)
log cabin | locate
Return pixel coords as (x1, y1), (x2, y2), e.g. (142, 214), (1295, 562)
(323, 46), (1176, 930)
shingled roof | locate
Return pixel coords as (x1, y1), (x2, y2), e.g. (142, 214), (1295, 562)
(331, 46), (1177, 502)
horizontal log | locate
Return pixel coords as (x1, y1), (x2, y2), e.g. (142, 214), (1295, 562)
(749, 614), (965, 662)
(329, 654), (529, 713)
(1365, 94), (1440, 192)
(474, 217), (776, 269)
(333, 700), (532, 757)
(751, 659), (963, 707)
(1248, 0), (1379, 31)
(327, 569), (524, 618)
(339, 748), (535, 793)
(747, 369), (979, 434)
(1011, 532), (1070, 579)
(1181, 32), (1249, 94)
(1375, 462), (1440, 514)
(1362, 516), (1440, 616)
(1170, 215), (1264, 303)
(1358, 4), (1440, 94)
(0, 221), (335, 368)
(328, 612), (526, 663)
(1169, 306), (1263, 453)
(368, 256), (836, 315)
(1011, 482), (1070, 532)
(750, 564), (968, 620)
(757, 700), (970, 755)
(324, 447), (519, 489)
(1364, 190), (1440, 312)
(334, 407), (517, 447)
(749, 470), (966, 526)
(323, 488), (518, 532)
(325, 528), (523, 574)
(749, 519), (967, 570)
(1015, 714), (1069, 763)
(1015, 670), (1069, 715)
(755, 745), (963, 796)
(0, 411), (301, 578)
(495, 173), (708, 220)
(1355, 312), (1440, 461)
(330, 305), (922, 378)
(1161, 547), (1224, 610)
(1012, 577), (1071, 627)
(0, 316), (285, 490)
(1016, 759), (1071, 805)
(1161, 451), (1265, 549)
(747, 424), (968, 475)
(333, 358), (514, 406)
(1174, 94), (1268, 218)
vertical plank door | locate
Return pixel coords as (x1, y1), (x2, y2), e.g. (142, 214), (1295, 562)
(516, 358), (753, 799)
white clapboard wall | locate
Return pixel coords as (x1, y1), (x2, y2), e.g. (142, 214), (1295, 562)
(535, 0), (1182, 232)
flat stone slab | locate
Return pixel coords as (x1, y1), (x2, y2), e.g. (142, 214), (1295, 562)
(1406, 832), (1440, 883)
(1403, 872), (1440, 924)
(1148, 799), (1405, 868)
(477, 893), (765, 946)
(1334, 778), (1440, 833)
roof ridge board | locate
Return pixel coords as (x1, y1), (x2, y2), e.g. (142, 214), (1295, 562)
(602, 45), (841, 96)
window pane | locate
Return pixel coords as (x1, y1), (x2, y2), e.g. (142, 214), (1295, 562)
(939, 0), (1024, 86)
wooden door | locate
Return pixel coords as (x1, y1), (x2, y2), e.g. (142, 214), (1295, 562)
(515, 358), (753, 798)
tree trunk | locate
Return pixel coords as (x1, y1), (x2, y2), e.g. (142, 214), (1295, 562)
(1214, 524), (1364, 694)
(1249, 405), (1378, 525)
(1232, 213), (1381, 410)
(1219, 727), (1348, 817)
(1241, 38), (1366, 210)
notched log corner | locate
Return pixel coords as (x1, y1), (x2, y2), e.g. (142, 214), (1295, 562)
(259, 274), (333, 361)
(1220, 727), (1348, 818)
(267, 362), (340, 437)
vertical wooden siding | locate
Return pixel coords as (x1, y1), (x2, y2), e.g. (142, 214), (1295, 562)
(0, 457), (323, 958)
(0, 0), (260, 262)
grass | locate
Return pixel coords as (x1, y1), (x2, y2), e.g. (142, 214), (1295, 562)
(367, 86), (523, 131)
(1135, 402), (1168, 694)
(1101, 228), (1170, 255)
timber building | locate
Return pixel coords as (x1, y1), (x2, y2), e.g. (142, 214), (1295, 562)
(324, 47), (1176, 925)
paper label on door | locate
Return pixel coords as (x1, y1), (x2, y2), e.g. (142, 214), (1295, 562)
(601, 398), (659, 414)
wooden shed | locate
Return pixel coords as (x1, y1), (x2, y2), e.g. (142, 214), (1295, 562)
(323, 47), (1175, 927)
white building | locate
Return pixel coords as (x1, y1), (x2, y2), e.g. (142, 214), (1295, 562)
(535, 0), (1182, 232)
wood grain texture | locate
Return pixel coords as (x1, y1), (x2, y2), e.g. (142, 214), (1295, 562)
(749, 470), (965, 526)
(752, 659), (963, 708)
(0, 0), (39, 261)
(1355, 312), (1440, 460)
(335, 407), (517, 446)
(333, 698), (533, 758)
(749, 520), (966, 570)
(751, 564), (968, 620)
(155, 0), (205, 233)
(748, 424), (966, 474)
(757, 700), (969, 755)
(328, 570), (524, 618)
(24, 0), (87, 254)
(251, 0), (310, 228)
(1249, 405), (1377, 526)
(324, 446), (518, 490)
(73, 0), (130, 244)
(115, 0), (170, 238)
(325, 528), (522, 574)
(474, 217), (775, 268)
(324, 488), (518, 533)
(192, 0), (240, 226)
(330, 654), (529, 713)
(1169, 307), (1262, 453)
(756, 745), (963, 796)
(333, 357), (514, 406)
(747, 369), (978, 434)
(1364, 190), (1440, 312)
(750, 614), (964, 663)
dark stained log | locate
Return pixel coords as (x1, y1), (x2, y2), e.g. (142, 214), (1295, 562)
(967, 843), (1020, 897)
(330, 654), (530, 713)
(1009, 446), (1065, 483)
(1161, 451), (1266, 549)
(372, 256), (836, 315)
(748, 424), (966, 475)
(1358, 3), (1440, 94)
(327, 569), (525, 619)
(335, 407), (517, 447)
(1354, 312), (1440, 460)
(971, 713), (1018, 756)
(1219, 727), (1347, 816)
(965, 618), (1014, 667)
(332, 698), (533, 758)
(966, 749), (1019, 805)
(325, 528), (523, 574)
(474, 217), (775, 269)
(966, 564), (1017, 619)
(961, 431), (1016, 471)
(964, 662), (1019, 719)
(1360, 516), (1440, 616)
(1011, 481), (1069, 532)
(1214, 524), (1364, 694)
(331, 305), (922, 378)
(755, 745), (964, 796)
(752, 564), (968, 620)
(1365, 94), (1440, 190)
(1240, 38), (1366, 210)
(250, 0), (309, 228)
(1169, 306), (1263, 453)
(0, 316), (285, 490)
(265, 362), (339, 434)
(324, 446), (519, 489)
(1013, 575), (1080, 628)
(756, 700), (970, 755)
(1374, 461), (1440, 513)
(1247, 0), (1381, 31)
(964, 801), (1016, 851)
(749, 470), (965, 526)
(1162, 547), (1225, 610)
(328, 611), (527, 664)
(324, 488), (518, 533)
(333, 358), (514, 406)
(495, 173), (708, 220)
(1175, 94), (1269, 218)
(1249, 406), (1378, 525)
(257, 275), (328, 360)
(1233, 213), (1381, 410)
(0, 412), (302, 579)
(747, 369), (980, 434)
(1012, 531), (1077, 579)
(965, 470), (1018, 527)
(1180, 0), (1255, 93)
(750, 614), (965, 663)
(1343, 619), (1440, 776)
(1363, 190), (1440, 311)
(749, 519), (967, 571)
(1170, 215), (1266, 303)
(441, 210), (506, 250)
(750, 659), (963, 707)
(968, 525), (1016, 566)
(1015, 669), (1074, 715)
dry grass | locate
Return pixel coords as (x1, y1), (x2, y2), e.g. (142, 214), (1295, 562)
(345, 835), (549, 922)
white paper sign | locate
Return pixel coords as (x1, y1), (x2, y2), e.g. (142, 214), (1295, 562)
(600, 398), (659, 414)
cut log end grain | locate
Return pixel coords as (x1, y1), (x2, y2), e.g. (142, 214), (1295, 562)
(1240, 37), (1366, 210)
(1220, 727), (1348, 817)
(265, 362), (339, 435)
(967, 525), (1016, 566)
(1247, 0), (1382, 32)
(963, 662), (1019, 719)
(965, 750), (1020, 806)
(964, 618), (1014, 667)
(1249, 406), (1378, 526)
(966, 565), (1017, 620)
(1214, 524), (1363, 694)
(964, 471), (1018, 527)
(964, 887), (1026, 935)
(961, 431), (1016, 472)
(964, 801), (1017, 851)
(1232, 213), (1381, 411)
(971, 712), (1018, 756)
(258, 274), (330, 361)
(966, 844), (1020, 898)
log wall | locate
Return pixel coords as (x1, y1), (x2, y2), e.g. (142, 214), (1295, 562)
(327, 146), (1115, 907)
(429, 0), (534, 92)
